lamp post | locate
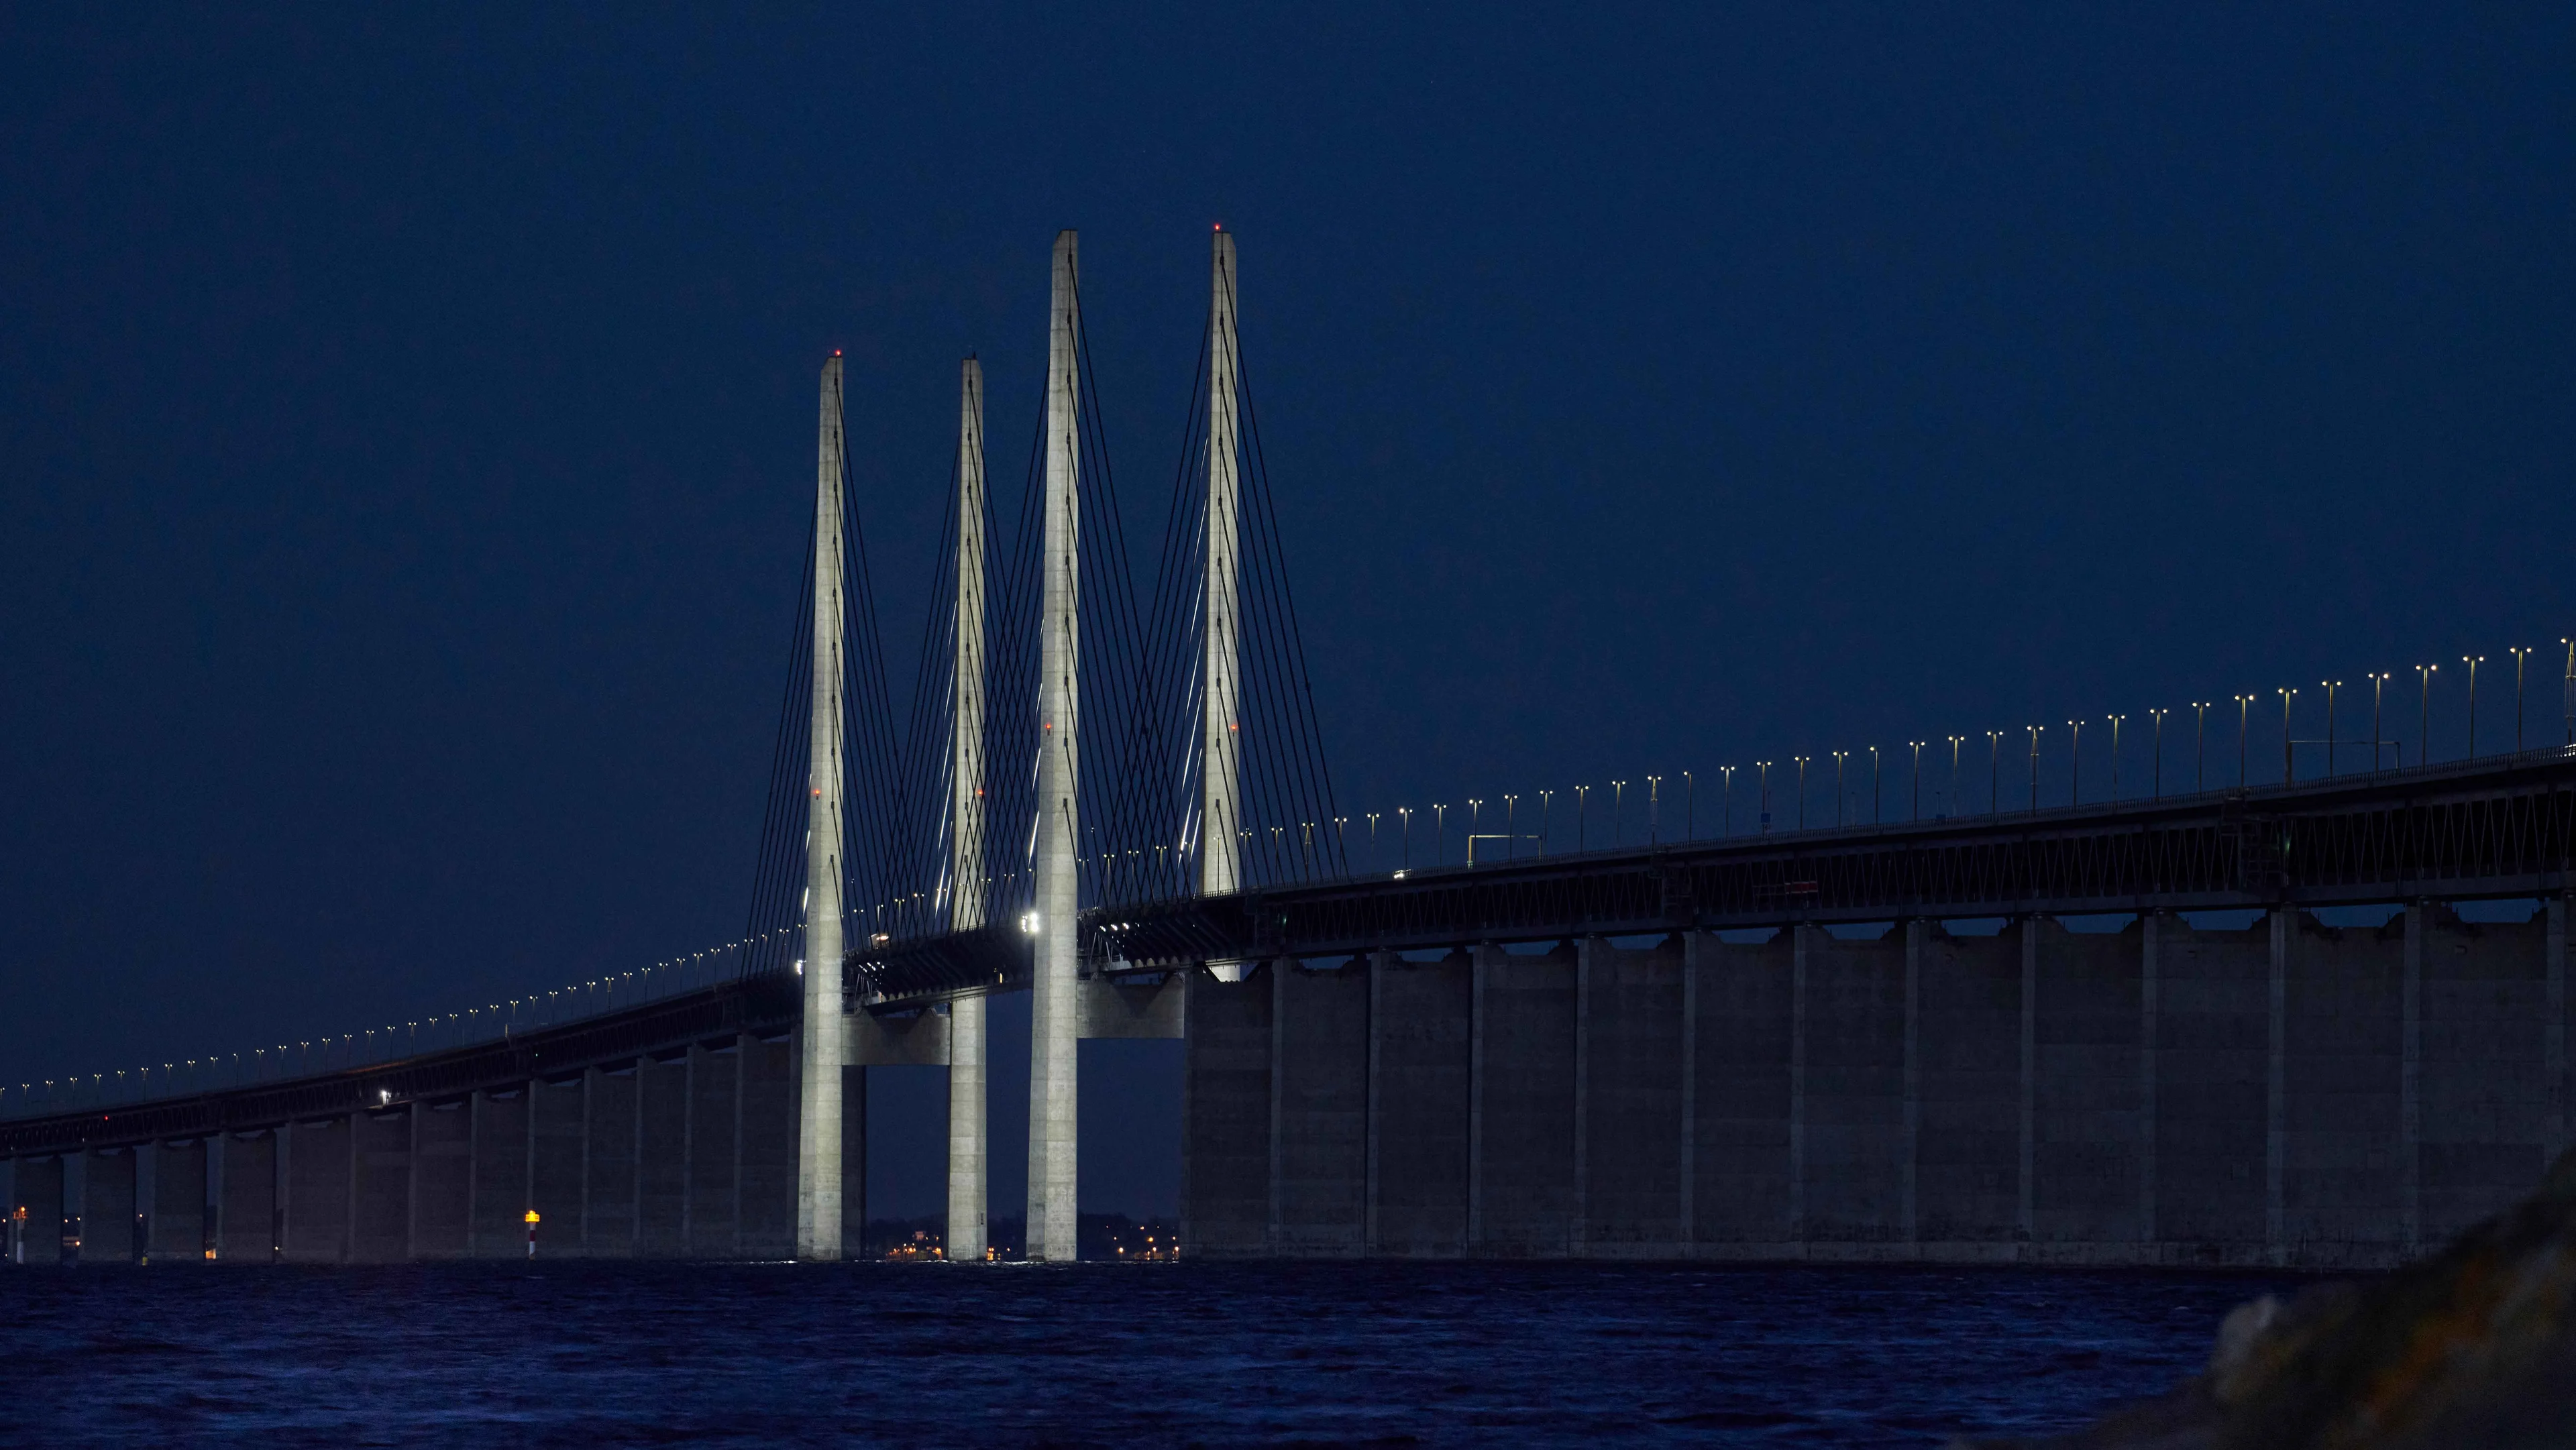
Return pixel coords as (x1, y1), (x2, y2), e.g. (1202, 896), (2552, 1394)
(1574, 786), (1589, 850)
(1792, 757), (1809, 830)
(2235, 694), (2253, 788)
(1756, 763), (1772, 833)
(2508, 647), (2530, 754)
(2320, 681), (2340, 776)
(1464, 799), (1481, 866)
(2193, 702), (2209, 791)
(1830, 752), (1847, 827)
(2107, 714), (2125, 799)
(1503, 795), (1517, 860)
(1646, 776), (1662, 844)
(2066, 719), (2082, 805)
(1366, 812), (1381, 873)
(2463, 655), (2484, 758)
(1984, 730), (2001, 815)
(2278, 687), (2298, 784)
(2368, 673), (2389, 773)
(1870, 745), (1882, 824)
(1538, 791), (1553, 856)
(1609, 780), (1625, 846)
(1682, 771), (1693, 840)
(2148, 708), (2167, 799)
(1717, 769), (1733, 837)
(2027, 725), (2043, 814)
(2416, 664), (2438, 767)
(1909, 741), (1925, 821)
(1398, 807), (1412, 869)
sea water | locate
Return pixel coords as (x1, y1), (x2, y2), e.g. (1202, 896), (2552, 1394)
(0, 1260), (2295, 1446)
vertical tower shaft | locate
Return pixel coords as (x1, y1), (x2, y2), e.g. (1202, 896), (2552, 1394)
(795, 355), (851, 1261)
(1027, 231), (1081, 1262)
(1201, 230), (1243, 896)
(947, 357), (989, 1264)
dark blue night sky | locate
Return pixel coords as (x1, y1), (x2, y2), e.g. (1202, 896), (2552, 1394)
(3, 7), (2571, 1215)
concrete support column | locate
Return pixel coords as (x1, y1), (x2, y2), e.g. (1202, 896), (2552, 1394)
(217, 1133), (274, 1264)
(15, 1156), (63, 1266)
(83, 1148), (136, 1265)
(2140, 911), (2161, 1244)
(945, 355), (990, 1267)
(2550, 894), (2569, 1159)
(1026, 229), (1082, 1263)
(1572, 937), (1593, 1257)
(1467, 945), (1489, 1248)
(2267, 908), (2289, 1262)
(1267, 957), (1287, 1252)
(796, 354), (852, 1262)
(1364, 952), (1385, 1255)
(2017, 917), (2037, 1246)
(1902, 919), (1923, 1245)
(1678, 932), (1699, 1256)
(2402, 900), (2425, 1251)
(947, 997), (987, 1264)
(150, 1140), (208, 1264)
(1789, 924), (1809, 1243)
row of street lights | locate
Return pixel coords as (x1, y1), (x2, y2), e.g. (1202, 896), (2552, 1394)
(1350, 639), (2573, 873)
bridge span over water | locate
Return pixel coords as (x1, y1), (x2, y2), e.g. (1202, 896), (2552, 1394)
(7, 229), (2575, 1269)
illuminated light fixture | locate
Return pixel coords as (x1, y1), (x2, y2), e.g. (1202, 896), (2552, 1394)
(1020, 911), (1040, 935)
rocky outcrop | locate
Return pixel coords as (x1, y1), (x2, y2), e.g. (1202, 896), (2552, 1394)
(1970, 1149), (2576, 1449)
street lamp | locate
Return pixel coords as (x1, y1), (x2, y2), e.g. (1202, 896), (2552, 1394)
(2235, 694), (2254, 788)
(1830, 752), (1847, 827)
(2319, 681), (2340, 777)
(2066, 719), (2082, 805)
(2463, 655), (2484, 758)
(1646, 776), (1662, 844)
(1609, 781), (1625, 846)
(2106, 714), (2125, 799)
(1574, 786), (1589, 850)
(2193, 702), (2210, 791)
(2416, 664), (2438, 767)
(2148, 708), (2168, 799)
(1870, 745), (1882, 824)
(1682, 771), (1693, 840)
(1756, 763), (1772, 833)
(1909, 741), (1925, 821)
(1538, 791), (1553, 855)
(1433, 803), (1448, 865)
(1397, 807), (1412, 869)
(1717, 769), (1733, 837)
(2368, 673), (2390, 773)
(2278, 687), (2298, 784)
(1792, 757), (1809, 830)
(1503, 795), (1518, 860)
(2026, 725), (2043, 813)
(2508, 647), (2531, 754)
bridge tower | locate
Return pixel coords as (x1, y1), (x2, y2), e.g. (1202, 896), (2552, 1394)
(1200, 229), (1242, 896)
(796, 354), (852, 1260)
(1028, 230), (1081, 1262)
(947, 356), (989, 1264)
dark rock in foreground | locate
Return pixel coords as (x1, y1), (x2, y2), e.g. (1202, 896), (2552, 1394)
(1968, 1150), (2576, 1449)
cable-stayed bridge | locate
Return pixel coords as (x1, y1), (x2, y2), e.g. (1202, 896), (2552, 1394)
(7, 230), (2576, 1271)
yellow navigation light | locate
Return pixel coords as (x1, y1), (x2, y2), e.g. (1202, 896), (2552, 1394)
(524, 1210), (541, 1225)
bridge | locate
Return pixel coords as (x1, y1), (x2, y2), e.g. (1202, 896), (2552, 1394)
(6, 229), (2575, 1270)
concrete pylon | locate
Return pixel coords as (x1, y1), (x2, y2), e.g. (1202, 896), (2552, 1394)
(1027, 231), (1082, 1262)
(795, 353), (851, 1261)
(947, 356), (990, 1264)
(1200, 229), (1242, 897)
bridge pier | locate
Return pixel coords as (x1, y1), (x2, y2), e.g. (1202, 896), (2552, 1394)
(80, 1146), (136, 1265)
(412, 1100), (472, 1258)
(218, 1131), (275, 1262)
(351, 1108), (411, 1263)
(638, 1054), (689, 1253)
(469, 1089), (529, 1257)
(149, 1139), (207, 1263)
(13, 1155), (64, 1265)
(1179, 895), (2575, 1268)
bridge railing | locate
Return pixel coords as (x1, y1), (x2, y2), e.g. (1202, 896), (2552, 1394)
(0, 919), (830, 1123)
